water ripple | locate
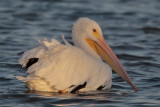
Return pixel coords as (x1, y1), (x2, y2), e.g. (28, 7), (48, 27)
(0, 0), (160, 106)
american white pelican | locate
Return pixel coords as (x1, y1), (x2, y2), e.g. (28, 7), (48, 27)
(17, 17), (138, 93)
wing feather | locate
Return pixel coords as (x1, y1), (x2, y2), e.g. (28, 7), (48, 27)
(19, 38), (60, 68)
(18, 38), (112, 92)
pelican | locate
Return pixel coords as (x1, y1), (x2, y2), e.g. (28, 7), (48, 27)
(17, 17), (138, 93)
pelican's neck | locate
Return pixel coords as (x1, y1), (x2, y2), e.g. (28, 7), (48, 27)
(72, 36), (101, 60)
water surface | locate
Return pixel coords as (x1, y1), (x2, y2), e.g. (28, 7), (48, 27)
(0, 0), (160, 106)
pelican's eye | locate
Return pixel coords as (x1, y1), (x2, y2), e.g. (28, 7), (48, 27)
(92, 28), (99, 38)
(93, 29), (96, 32)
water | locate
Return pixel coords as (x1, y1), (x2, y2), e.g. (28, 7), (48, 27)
(0, 0), (160, 106)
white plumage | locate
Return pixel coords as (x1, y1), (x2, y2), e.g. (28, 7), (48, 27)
(17, 17), (138, 93)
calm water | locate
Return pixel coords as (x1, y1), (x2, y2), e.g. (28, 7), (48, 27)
(0, 0), (160, 106)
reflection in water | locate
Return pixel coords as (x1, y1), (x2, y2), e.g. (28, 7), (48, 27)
(26, 90), (131, 99)
(22, 90), (134, 106)
(24, 90), (133, 106)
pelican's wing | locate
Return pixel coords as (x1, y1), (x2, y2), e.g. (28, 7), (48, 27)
(19, 38), (61, 69)
(18, 38), (112, 92)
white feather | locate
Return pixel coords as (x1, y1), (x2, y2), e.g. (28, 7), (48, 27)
(19, 38), (60, 67)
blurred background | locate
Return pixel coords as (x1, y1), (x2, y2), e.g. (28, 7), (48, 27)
(0, 0), (160, 106)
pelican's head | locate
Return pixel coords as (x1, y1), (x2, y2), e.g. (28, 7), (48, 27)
(72, 17), (138, 92)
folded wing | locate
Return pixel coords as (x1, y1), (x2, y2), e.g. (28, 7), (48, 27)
(17, 38), (112, 92)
